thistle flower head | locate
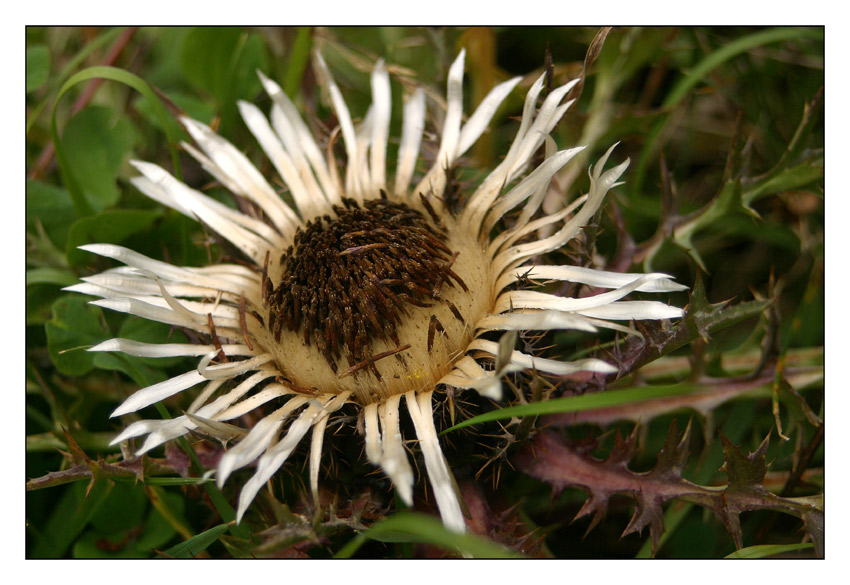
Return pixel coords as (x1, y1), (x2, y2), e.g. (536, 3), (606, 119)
(69, 48), (685, 532)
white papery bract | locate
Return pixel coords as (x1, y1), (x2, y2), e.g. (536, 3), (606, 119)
(70, 49), (685, 532)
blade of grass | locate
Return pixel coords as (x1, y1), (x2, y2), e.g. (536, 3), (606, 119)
(161, 523), (231, 558)
(442, 383), (704, 434)
(632, 27), (823, 198)
(27, 27), (127, 135)
(334, 512), (522, 558)
(51, 65), (184, 217)
(725, 542), (813, 559)
(283, 27), (313, 98)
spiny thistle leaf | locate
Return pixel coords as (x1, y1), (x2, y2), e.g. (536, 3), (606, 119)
(514, 424), (823, 557)
(647, 418), (692, 482)
(620, 273), (772, 373)
(719, 433), (770, 491)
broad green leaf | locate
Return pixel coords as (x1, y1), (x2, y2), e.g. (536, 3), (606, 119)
(180, 28), (267, 103)
(51, 64), (185, 217)
(92, 352), (168, 388)
(89, 482), (147, 534)
(30, 479), (114, 558)
(45, 294), (111, 376)
(71, 483), (182, 558)
(133, 89), (213, 131)
(61, 106), (139, 213)
(180, 27), (245, 100)
(179, 27), (268, 133)
(135, 489), (183, 551)
(27, 44), (50, 92)
(26, 267), (77, 287)
(66, 208), (162, 267)
(26, 179), (75, 249)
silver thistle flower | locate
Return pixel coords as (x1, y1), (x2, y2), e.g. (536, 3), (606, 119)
(68, 49), (685, 532)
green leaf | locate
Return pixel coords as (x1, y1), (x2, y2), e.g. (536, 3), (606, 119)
(61, 107), (139, 213)
(66, 208), (162, 267)
(27, 44), (50, 93)
(26, 267), (78, 287)
(133, 89), (213, 132)
(135, 489), (183, 551)
(45, 295), (111, 376)
(162, 523), (231, 558)
(744, 157), (824, 205)
(30, 479), (114, 558)
(180, 27), (245, 101)
(632, 27), (823, 196)
(336, 512), (522, 559)
(179, 27), (268, 133)
(725, 542), (813, 559)
(89, 482), (147, 535)
(283, 27), (313, 97)
(26, 179), (75, 249)
(92, 352), (168, 389)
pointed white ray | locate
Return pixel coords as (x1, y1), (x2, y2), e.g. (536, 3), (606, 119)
(186, 378), (228, 416)
(439, 355), (503, 400)
(258, 70), (341, 205)
(196, 353), (274, 380)
(369, 59), (391, 195)
(468, 339), (617, 376)
(89, 297), (237, 334)
(496, 265), (688, 294)
(184, 412), (246, 443)
(405, 390), (466, 533)
(494, 273), (670, 316)
(181, 116), (300, 234)
(483, 146), (584, 236)
(456, 76), (522, 156)
(88, 338), (257, 358)
(351, 107), (375, 200)
(77, 244), (249, 297)
(394, 88), (425, 196)
(574, 300), (685, 321)
(377, 394), (414, 506)
(235, 401), (324, 523)
(73, 271), (248, 303)
(307, 391), (351, 505)
(487, 195), (584, 258)
(315, 52), (359, 198)
(492, 148), (629, 277)
(413, 50), (466, 199)
(217, 397), (311, 487)
(363, 402), (383, 464)
(238, 100), (322, 219)
(235, 392), (349, 523)
(462, 76), (580, 227)
(475, 310), (599, 333)
(111, 369), (206, 418)
(129, 165), (271, 263)
(213, 383), (293, 422)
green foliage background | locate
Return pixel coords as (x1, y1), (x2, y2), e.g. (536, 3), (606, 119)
(26, 27), (823, 558)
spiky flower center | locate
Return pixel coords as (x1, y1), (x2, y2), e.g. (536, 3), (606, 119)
(256, 196), (492, 405)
